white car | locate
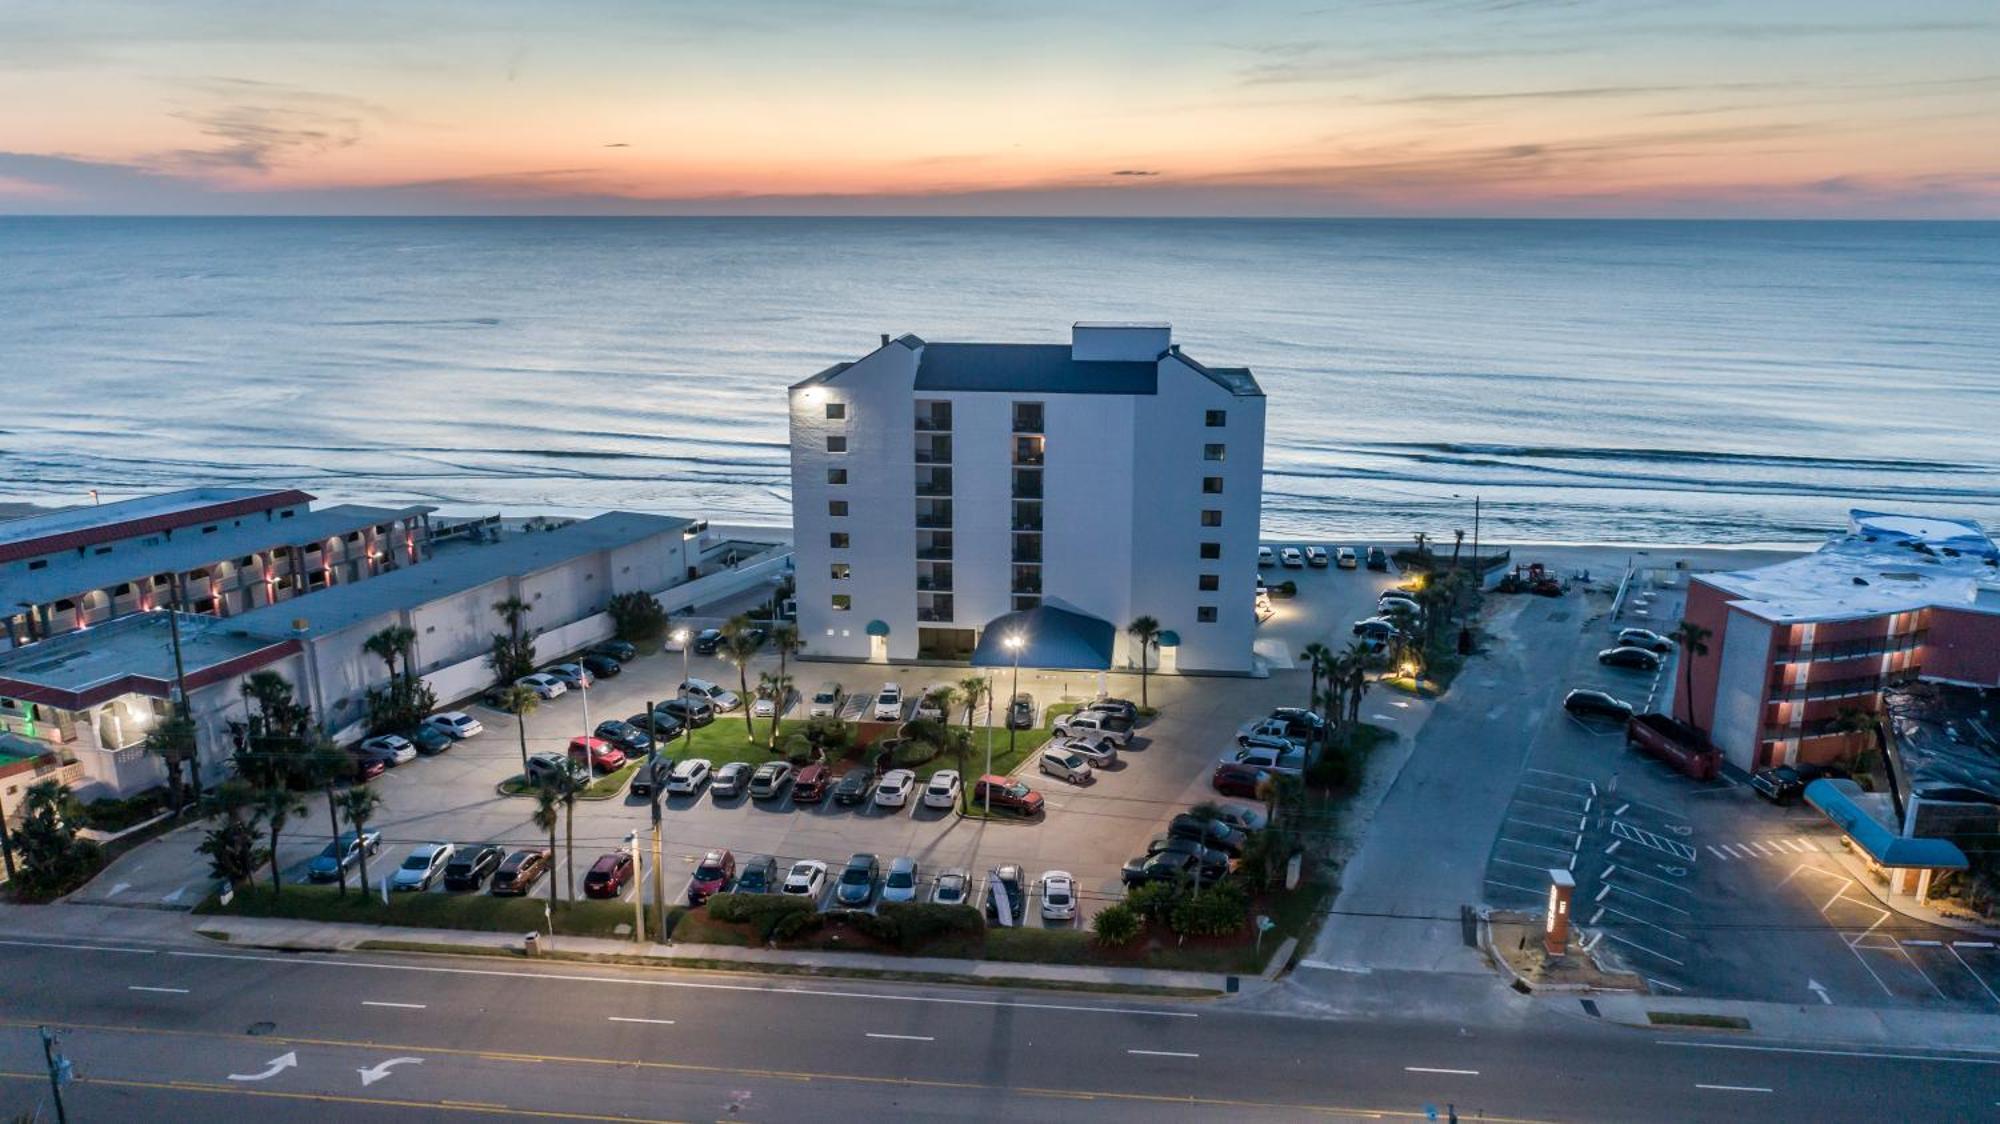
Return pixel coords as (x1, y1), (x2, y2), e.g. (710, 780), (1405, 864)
(1054, 733), (1117, 767)
(1039, 870), (1077, 921)
(515, 673), (567, 700)
(808, 681), (844, 718)
(1335, 546), (1359, 569)
(782, 859), (828, 899)
(1224, 744), (1305, 777)
(930, 867), (970, 905)
(544, 662), (592, 690)
(1304, 545), (1329, 568)
(425, 711), (484, 739)
(391, 842), (455, 892)
(751, 693), (778, 719)
(1280, 546), (1304, 569)
(666, 758), (712, 795)
(1616, 628), (1675, 652)
(359, 734), (418, 766)
(680, 678), (741, 712)
(922, 770), (963, 810)
(1378, 595), (1423, 619)
(872, 683), (904, 722)
(1038, 748), (1093, 784)
(874, 768), (916, 808)
(913, 688), (949, 722)
(1257, 545), (1276, 568)
(881, 856), (920, 904)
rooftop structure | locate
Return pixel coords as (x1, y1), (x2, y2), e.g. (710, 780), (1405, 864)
(0, 486), (313, 560)
(1701, 510), (2000, 623)
(0, 611), (297, 712)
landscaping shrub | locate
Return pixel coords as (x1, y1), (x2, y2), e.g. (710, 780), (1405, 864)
(823, 908), (898, 944)
(878, 901), (983, 951)
(607, 590), (667, 646)
(1124, 881), (1181, 923)
(803, 715), (850, 751)
(1307, 745), (1362, 793)
(706, 892), (813, 939)
(1170, 879), (1249, 937)
(1091, 902), (1143, 947)
(781, 733), (815, 766)
(80, 789), (168, 833)
(771, 908), (824, 941)
(890, 738), (939, 768)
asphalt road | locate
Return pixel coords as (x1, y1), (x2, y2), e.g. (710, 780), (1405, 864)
(3, 937), (1998, 1122)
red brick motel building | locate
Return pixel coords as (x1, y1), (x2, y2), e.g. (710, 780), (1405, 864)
(1679, 511), (2000, 775)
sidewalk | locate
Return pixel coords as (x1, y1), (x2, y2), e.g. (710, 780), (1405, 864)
(1584, 990), (2000, 1056)
(1812, 829), (2000, 940)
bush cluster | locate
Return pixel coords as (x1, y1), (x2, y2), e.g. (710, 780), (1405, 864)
(1090, 902), (1142, 947)
(1170, 879), (1249, 937)
(705, 892), (813, 939)
(80, 788), (169, 832)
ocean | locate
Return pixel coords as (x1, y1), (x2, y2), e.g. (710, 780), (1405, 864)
(2, 217), (1996, 546)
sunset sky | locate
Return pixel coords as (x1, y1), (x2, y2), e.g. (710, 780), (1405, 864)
(1, 1), (1995, 217)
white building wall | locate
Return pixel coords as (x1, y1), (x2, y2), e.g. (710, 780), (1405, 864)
(1710, 608), (1774, 772)
(1040, 393), (1137, 648)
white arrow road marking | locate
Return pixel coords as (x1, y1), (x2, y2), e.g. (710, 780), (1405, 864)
(1406, 1067), (1479, 1076)
(228, 1052), (298, 1082)
(107, 882), (131, 897)
(1126, 1049), (1199, 1058)
(357, 1057), (424, 1087)
(127, 986), (189, 994)
(1808, 979), (1832, 1005)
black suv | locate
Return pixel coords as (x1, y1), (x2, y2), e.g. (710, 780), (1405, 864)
(734, 854), (779, 894)
(1563, 689), (1634, 721)
(833, 768), (874, 805)
(628, 755), (674, 798)
(442, 845), (505, 891)
(594, 719), (653, 755)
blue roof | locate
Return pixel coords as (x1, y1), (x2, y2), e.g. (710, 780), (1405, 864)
(1805, 779), (1968, 869)
(916, 344), (1157, 396)
(970, 604), (1116, 670)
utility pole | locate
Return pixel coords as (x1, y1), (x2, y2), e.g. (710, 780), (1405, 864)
(40, 1024), (70, 1124)
(628, 829), (644, 946)
(647, 701), (666, 943)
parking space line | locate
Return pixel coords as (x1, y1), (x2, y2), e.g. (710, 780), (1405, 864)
(1605, 863), (1694, 893)
(607, 1017), (676, 1025)
(865, 1033), (935, 1042)
(1599, 930), (1685, 966)
(1405, 1067), (1479, 1076)
(1490, 857), (1551, 873)
(362, 1001), (428, 1010)
(127, 986), (189, 994)
(1518, 782), (1591, 803)
(1705, 845), (1730, 861)
(1126, 1049), (1199, 1058)
(1503, 815), (1584, 837)
(1946, 945), (2000, 1006)
(1510, 798), (1588, 817)
(1605, 882), (1693, 916)
(1839, 933), (1898, 998)
(1484, 876), (1546, 896)
(1600, 905), (1689, 942)
(1891, 940), (1948, 999)
(1497, 837), (1573, 857)
(1696, 1084), (1772, 1093)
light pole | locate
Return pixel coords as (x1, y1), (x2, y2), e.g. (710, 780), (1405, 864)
(627, 829), (645, 945)
(995, 632), (1024, 815)
(646, 699), (665, 942)
(672, 628), (693, 756)
(578, 672), (593, 782)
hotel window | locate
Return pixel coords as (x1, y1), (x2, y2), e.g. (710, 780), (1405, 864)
(827, 467), (848, 485)
(1198, 574), (1219, 591)
(1199, 541), (1221, 560)
(831, 563), (850, 580)
(1203, 444), (1225, 462)
(1205, 409), (1227, 427)
(831, 594), (852, 611)
(1013, 401), (1045, 434)
(1197, 606), (1218, 623)
(1202, 476), (1224, 495)
(829, 533), (849, 549)
(1200, 510), (1222, 528)
(828, 500), (849, 517)
(826, 402), (846, 420)
(27, 559), (47, 570)
(826, 436), (848, 453)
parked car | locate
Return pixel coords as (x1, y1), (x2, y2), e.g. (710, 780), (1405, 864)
(425, 711), (484, 739)
(392, 842), (455, 892)
(748, 761), (792, 800)
(688, 849), (736, 904)
(782, 859), (828, 899)
(515, 673), (568, 700)
(1212, 762), (1266, 798)
(591, 639), (638, 663)
(1087, 697), (1139, 723)
(1365, 546), (1390, 571)
(1353, 617), (1397, 638)
(834, 853), (880, 907)
(1203, 802), (1269, 834)
(593, 719), (654, 755)
(406, 724), (453, 755)
(791, 762), (831, 803)
(913, 688), (950, 722)
(1564, 689), (1636, 721)
(1223, 744), (1304, 777)
(1147, 835), (1231, 880)
(1599, 646), (1663, 671)
(1038, 748), (1093, 784)
(1627, 713), (1722, 781)
(972, 775), (1043, 816)
(833, 767), (874, 805)
(985, 864), (1026, 926)
(567, 736), (627, 773)
(543, 663), (591, 690)
(691, 627), (725, 655)
(626, 710), (686, 741)
(1267, 707), (1326, 741)
(1055, 733), (1118, 767)
(874, 768), (916, 808)
(443, 844), (505, 891)
(1336, 546), (1359, 569)
(348, 751), (388, 782)
(1257, 545), (1276, 568)
(358, 734), (418, 767)
(666, 758), (713, 795)
(1280, 546), (1305, 569)
(733, 854), (778, 895)
(872, 683), (905, 722)
(1750, 766), (1807, 805)
(307, 830), (381, 882)
(751, 690), (780, 719)
(807, 681), (845, 718)
(711, 761), (752, 798)
(1239, 722), (1306, 751)
(1377, 595), (1422, 619)
(656, 698), (715, 729)
(1305, 545), (1330, 568)
(525, 751), (585, 786)
(580, 654), (623, 679)
(1121, 851), (1198, 887)
(861, 855), (917, 905)
(1616, 628), (1675, 653)
(931, 867), (970, 905)
(627, 755), (674, 798)
(923, 769), (963, 810)
(1039, 870), (1077, 921)
(583, 851), (635, 899)
(1051, 709), (1132, 745)
(1168, 812), (1245, 855)
(680, 678), (741, 712)
(489, 848), (550, 896)
(1004, 692), (1037, 730)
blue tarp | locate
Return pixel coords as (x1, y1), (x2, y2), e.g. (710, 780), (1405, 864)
(969, 604), (1116, 671)
(1805, 779), (1969, 870)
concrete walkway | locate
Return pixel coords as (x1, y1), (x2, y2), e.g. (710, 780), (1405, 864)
(1585, 990), (2000, 1056)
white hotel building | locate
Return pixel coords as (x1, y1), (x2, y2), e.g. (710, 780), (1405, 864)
(788, 323), (1265, 675)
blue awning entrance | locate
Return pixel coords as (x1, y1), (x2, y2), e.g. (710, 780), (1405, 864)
(1805, 779), (1968, 870)
(969, 605), (1116, 671)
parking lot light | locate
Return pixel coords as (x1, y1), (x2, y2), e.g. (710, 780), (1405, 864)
(672, 628), (692, 753)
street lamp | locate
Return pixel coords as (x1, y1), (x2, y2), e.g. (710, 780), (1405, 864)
(996, 632), (1024, 815)
(672, 628), (692, 755)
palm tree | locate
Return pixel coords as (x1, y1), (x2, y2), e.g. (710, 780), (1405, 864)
(1451, 529), (1465, 570)
(363, 626), (403, 682)
(1670, 618), (1713, 731)
(957, 674), (989, 735)
(559, 773), (580, 904)
(759, 670), (794, 747)
(257, 786), (307, 895)
(242, 670), (295, 730)
(334, 786), (384, 897)
(305, 742), (354, 895)
(494, 596), (530, 642)
(719, 615), (766, 741)
(144, 713), (200, 816)
(1126, 616), (1161, 709)
(531, 778), (563, 913)
(1299, 642), (1333, 718)
(1346, 660), (1371, 727)
(768, 623), (803, 690)
(502, 683), (540, 773)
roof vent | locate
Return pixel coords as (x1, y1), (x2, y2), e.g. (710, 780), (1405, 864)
(880, 333), (890, 346)
(1852, 576), (1869, 586)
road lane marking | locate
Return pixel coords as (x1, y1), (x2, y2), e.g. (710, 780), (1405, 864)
(0, 939), (154, 955)
(1658, 1040), (2000, 1065)
(128, 986), (189, 994)
(1126, 1049), (1198, 1058)
(1405, 1067), (1478, 1076)
(606, 1016), (676, 1025)
(864, 1033), (934, 1042)
(1696, 1084), (1771, 1093)
(363, 1001), (428, 1009)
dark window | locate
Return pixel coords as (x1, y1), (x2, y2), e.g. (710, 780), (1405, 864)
(1200, 510), (1222, 527)
(831, 594), (851, 611)
(93, 546), (113, 556)
(1013, 401), (1045, 434)
(1197, 606), (1218, 623)
(826, 435), (847, 453)
(826, 402), (846, 420)
(27, 559), (46, 571)
(1202, 476), (1224, 495)
(829, 533), (849, 549)
(279, 509), (294, 519)
(828, 500), (848, 517)
(831, 563), (850, 580)
(1198, 574), (1219, 591)
(1199, 542), (1221, 560)
(1203, 444), (1225, 462)
(1205, 409), (1226, 427)
(827, 467), (848, 485)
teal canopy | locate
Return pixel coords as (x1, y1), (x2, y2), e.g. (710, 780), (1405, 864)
(1805, 779), (1968, 869)
(1156, 629), (1181, 648)
(970, 605), (1115, 671)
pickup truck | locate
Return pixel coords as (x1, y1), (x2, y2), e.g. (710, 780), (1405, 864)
(1626, 713), (1721, 781)
(1050, 709), (1133, 746)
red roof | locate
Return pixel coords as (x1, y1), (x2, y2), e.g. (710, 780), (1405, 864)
(0, 490), (316, 565)
(0, 638), (301, 712)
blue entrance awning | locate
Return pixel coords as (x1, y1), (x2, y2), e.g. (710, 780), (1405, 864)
(865, 619), (890, 637)
(970, 605), (1116, 671)
(1805, 779), (1968, 870)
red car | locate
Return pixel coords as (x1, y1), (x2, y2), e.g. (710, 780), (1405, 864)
(349, 750), (387, 781)
(1212, 762), (1265, 798)
(583, 851), (635, 899)
(689, 849), (736, 904)
(567, 736), (627, 772)
(972, 774), (1044, 816)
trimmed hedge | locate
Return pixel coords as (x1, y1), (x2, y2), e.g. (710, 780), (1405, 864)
(705, 892), (813, 939)
(877, 901), (983, 951)
(81, 789), (169, 832)
(1091, 902), (1142, 947)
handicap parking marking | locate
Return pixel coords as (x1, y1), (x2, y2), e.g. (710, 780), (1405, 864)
(1609, 820), (1697, 863)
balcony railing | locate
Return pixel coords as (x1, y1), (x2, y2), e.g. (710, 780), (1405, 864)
(915, 481), (951, 497)
(915, 416), (952, 432)
(1012, 548), (1042, 564)
(918, 607), (954, 623)
(1011, 518), (1043, 532)
(914, 447), (952, 465)
(916, 576), (954, 592)
(915, 546), (953, 561)
(1775, 633), (1926, 665)
(1012, 480), (1043, 499)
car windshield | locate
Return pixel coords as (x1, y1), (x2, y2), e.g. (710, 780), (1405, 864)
(789, 864), (815, 879)
(694, 862), (725, 881)
(887, 870), (914, 889)
(840, 865), (870, 884)
(938, 876), (965, 896)
(814, 691), (835, 703)
(401, 853), (431, 869)
(878, 692), (896, 704)
(1006, 782), (1028, 797)
(1047, 886), (1071, 905)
